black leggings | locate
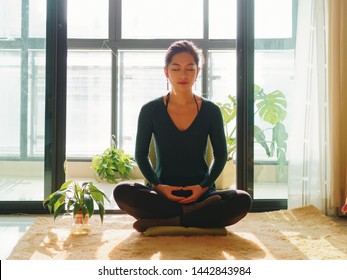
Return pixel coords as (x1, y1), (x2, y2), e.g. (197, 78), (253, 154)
(113, 182), (252, 228)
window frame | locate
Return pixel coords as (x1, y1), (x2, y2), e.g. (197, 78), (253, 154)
(0, 0), (297, 162)
(0, 0), (298, 213)
(65, 0), (298, 163)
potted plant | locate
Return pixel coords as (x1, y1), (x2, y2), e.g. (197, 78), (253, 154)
(216, 84), (288, 188)
(253, 84), (288, 172)
(43, 180), (111, 233)
(92, 135), (135, 183)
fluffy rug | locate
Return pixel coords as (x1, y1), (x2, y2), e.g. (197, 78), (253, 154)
(7, 205), (347, 260)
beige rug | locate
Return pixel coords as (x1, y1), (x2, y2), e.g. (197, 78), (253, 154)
(7, 205), (347, 260)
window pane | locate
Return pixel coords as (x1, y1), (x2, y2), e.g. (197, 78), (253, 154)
(122, 0), (203, 39)
(0, 50), (21, 156)
(28, 50), (46, 156)
(29, 0), (46, 38)
(0, 1), (46, 202)
(66, 50), (112, 158)
(254, 50), (295, 199)
(118, 51), (202, 154)
(254, 50), (294, 160)
(208, 51), (237, 166)
(0, 0), (21, 38)
(67, 0), (108, 39)
(208, 51), (237, 103)
(209, 0), (236, 39)
(119, 51), (167, 154)
(255, 0), (292, 39)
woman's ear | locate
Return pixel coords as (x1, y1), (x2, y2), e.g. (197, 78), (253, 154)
(164, 66), (169, 78)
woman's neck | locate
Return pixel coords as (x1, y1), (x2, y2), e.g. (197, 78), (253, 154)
(169, 89), (195, 105)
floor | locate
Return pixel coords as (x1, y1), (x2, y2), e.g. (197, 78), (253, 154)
(0, 214), (37, 259)
(1, 211), (346, 260)
(1, 176), (347, 259)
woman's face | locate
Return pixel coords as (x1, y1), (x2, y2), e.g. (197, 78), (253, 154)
(165, 52), (200, 91)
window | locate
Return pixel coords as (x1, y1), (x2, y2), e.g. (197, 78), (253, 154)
(0, 50), (21, 156)
(121, 0), (203, 39)
(0, 0), (47, 201)
(0, 0), (21, 38)
(67, 0), (108, 39)
(209, 0), (237, 39)
(253, 0), (296, 199)
(0, 0), (297, 206)
(66, 0), (239, 158)
(66, 50), (112, 157)
(255, 0), (292, 39)
(64, 1), (296, 204)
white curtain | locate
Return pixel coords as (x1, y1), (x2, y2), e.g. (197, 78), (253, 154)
(287, 0), (330, 213)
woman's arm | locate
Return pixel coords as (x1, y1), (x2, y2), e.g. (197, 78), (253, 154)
(199, 104), (228, 188)
(134, 104), (161, 186)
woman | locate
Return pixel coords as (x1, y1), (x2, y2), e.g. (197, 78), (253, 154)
(114, 40), (252, 232)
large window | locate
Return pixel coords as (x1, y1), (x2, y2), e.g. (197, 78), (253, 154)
(66, 0), (239, 158)
(0, 0), (47, 201)
(0, 0), (297, 205)
(66, 0), (296, 203)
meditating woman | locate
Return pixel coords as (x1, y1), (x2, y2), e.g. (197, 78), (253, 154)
(113, 40), (252, 232)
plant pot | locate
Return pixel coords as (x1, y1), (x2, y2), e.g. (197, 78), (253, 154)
(71, 211), (91, 235)
(215, 160), (236, 190)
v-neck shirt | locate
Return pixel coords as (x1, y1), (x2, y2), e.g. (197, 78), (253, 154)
(135, 96), (227, 190)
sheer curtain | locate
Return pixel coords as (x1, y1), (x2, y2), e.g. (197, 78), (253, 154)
(287, 0), (330, 212)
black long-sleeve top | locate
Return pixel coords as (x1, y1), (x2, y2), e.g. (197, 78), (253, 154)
(135, 96), (227, 191)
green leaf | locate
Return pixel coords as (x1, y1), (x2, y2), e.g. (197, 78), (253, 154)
(106, 168), (114, 176)
(43, 191), (64, 208)
(90, 183), (111, 203)
(96, 201), (105, 223)
(73, 204), (82, 216)
(53, 203), (66, 220)
(255, 89), (287, 125)
(277, 148), (287, 173)
(272, 123), (288, 150)
(84, 193), (94, 218)
(254, 125), (271, 156)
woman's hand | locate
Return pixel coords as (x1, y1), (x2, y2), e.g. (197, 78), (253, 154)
(178, 185), (208, 204)
(153, 184), (185, 202)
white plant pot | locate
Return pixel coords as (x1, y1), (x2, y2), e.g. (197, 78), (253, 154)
(215, 160), (236, 190)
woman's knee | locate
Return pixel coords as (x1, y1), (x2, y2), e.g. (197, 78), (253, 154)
(113, 183), (131, 202)
(234, 190), (252, 212)
(223, 189), (252, 212)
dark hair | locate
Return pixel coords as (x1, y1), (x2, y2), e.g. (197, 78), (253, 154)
(165, 40), (204, 68)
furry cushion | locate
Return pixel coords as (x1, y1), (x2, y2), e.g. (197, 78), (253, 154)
(144, 226), (228, 237)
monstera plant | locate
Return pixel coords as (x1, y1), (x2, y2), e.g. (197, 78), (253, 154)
(253, 84), (288, 172)
(217, 84), (288, 173)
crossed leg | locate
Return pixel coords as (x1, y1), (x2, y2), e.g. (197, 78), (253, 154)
(113, 182), (252, 232)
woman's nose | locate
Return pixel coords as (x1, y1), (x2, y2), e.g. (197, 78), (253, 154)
(179, 71), (188, 78)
